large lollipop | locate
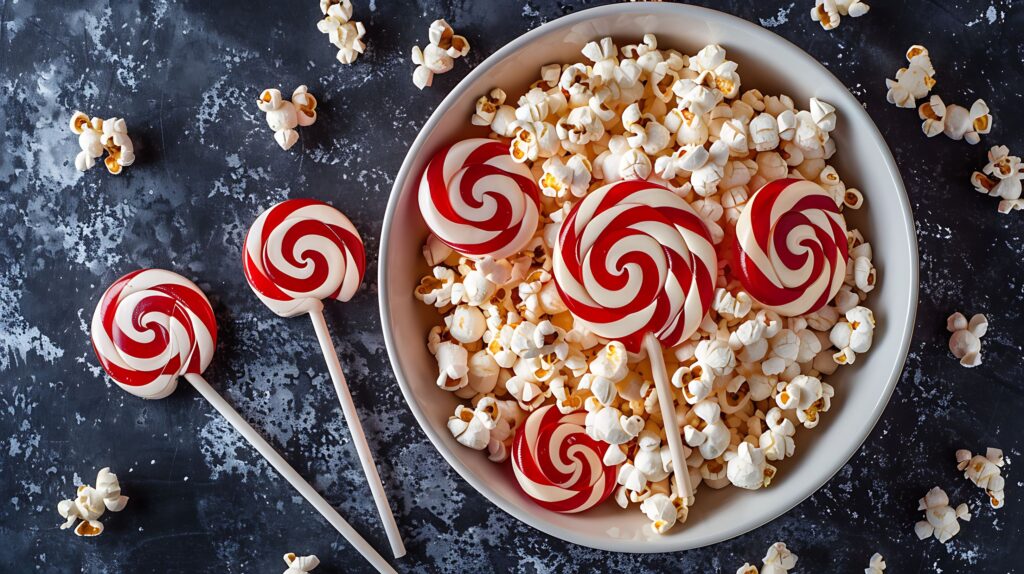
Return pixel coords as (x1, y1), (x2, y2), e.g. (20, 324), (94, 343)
(243, 199), (404, 558)
(552, 180), (718, 505)
(418, 138), (540, 260)
(91, 269), (396, 574)
(732, 178), (848, 317)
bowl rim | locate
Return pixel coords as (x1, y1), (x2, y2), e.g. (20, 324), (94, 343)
(379, 2), (919, 553)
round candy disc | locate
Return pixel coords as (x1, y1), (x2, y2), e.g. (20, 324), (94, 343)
(511, 405), (619, 513)
(552, 180), (717, 352)
(243, 198), (367, 318)
(418, 138), (540, 260)
(91, 269), (217, 399)
(732, 178), (848, 317)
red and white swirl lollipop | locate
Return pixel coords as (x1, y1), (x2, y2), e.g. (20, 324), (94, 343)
(511, 405), (619, 513)
(418, 138), (540, 260)
(243, 199), (404, 559)
(91, 269), (216, 399)
(243, 198), (366, 318)
(90, 269), (395, 574)
(552, 180), (718, 505)
(732, 179), (848, 317)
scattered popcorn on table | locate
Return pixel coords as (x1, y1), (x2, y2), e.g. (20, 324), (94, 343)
(420, 35), (879, 533)
(946, 312), (988, 368)
(283, 553), (320, 573)
(317, 0), (366, 65)
(69, 111), (135, 174)
(971, 145), (1024, 214)
(412, 19), (470, 90)
(957, 447), (1006, 509)
(736, 541), (799, 574)
(915, 486), (971, 543)
(918, 96), (992, 144)
(257, 86), (318, 151)
(885, 45), (935, 109)
(865, 553), (886, 574)
(811, 0), (870, 31)
(56, 467), (128, 537)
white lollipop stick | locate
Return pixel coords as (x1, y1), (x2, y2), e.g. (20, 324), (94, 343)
(643, 333), (694, 506)
(309, 307), (407, 558)
(185, 374), (397, 574)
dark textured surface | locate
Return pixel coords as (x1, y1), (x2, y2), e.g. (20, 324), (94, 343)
(1, 0), (1022, 572)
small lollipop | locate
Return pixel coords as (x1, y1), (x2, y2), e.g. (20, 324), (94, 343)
(91, 269), (396, 574)
(732, 178), (849, 317)
(552, 180), (718, 505)
(418, 138), (540, 260)
(511, 405), (619, 513)
(243, 199), (404, 558)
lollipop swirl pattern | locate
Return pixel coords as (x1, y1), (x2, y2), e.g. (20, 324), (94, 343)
(418, 138), (540, 260)
(91, 269), (217, 399)
(511, 406), (618, 513)
(732, 179), (849, 317)
(244, 199), (367, 318)
(553, 180), (718, 352)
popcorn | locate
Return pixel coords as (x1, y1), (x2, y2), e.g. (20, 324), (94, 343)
(472, 88), (509, 127)
(448, 404), (490, 449)
(640, 493), (678, 534)
(422, 34), (880, 534)
(725, 442), (776, 490)
(956, 447), (1006, 509)
(283, 553), (320, 574)
(924, 97), (992, 145)
(556, 106), (606, 154)
(448, 305), (486, 344)
(811, 0), (870, 30)
(865, 553), (886, 574)
(317, 0), (366, 64)
(57, 467), (128, 537)
(69, 112), (135, 174)
(971, 145), (1024, 214)
(759, 407), (796, 461)
(434, 341), (469, 390)
(622, 104), (672, 155)
(257, 86), (317, 151)
(946, 311), (988, 368)
(749, 113), (781, 152)
(690, 140), (730, 197)
(590, 341), (629, 382)
(915, 486), (971, 543)
(415, 267), (456, 307)
(886, 45), (935, 109)
(586, 405), (644, 445)
(685, 400), (730, 459)
(412, 19), (470, 89)
(762, 542), (798, 574)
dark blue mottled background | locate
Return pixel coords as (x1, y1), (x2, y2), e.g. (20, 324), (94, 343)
(1, 0), (1022, 572)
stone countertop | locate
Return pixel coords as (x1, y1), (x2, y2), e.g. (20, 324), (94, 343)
(1, 0), (1021, 572)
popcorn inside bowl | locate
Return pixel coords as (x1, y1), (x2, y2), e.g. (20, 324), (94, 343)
(413, 35), (878, 535)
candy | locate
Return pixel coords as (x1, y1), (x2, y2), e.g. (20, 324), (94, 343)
(243, 198), (366, 318)
(732, 178), (848, 317)
(91, 269), (216, 399)
(418, 138), (540, 260)
(244, 199), (405, 558)
(89, 269), (397, 573)
(553, 180), (718, 352)
(511, 405), (618, 513)
(552, 180), (716, 506)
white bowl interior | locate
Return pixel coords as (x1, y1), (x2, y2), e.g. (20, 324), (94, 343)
(381, 4), (917, 553)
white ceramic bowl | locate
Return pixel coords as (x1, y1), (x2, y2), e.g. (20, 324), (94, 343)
(380, 3), (917, 553)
